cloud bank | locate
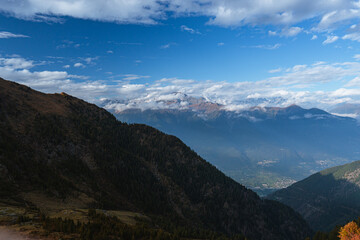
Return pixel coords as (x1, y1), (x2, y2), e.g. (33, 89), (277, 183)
(2, 56), (360, 113)
(1, 0), (360, 30)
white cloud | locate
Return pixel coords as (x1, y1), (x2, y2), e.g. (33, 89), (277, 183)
(0, 31), (29, 38)
(268, 30), (277, 36)
(122, 74), (150, 81)
(323, 35), (339, 44)
(353, 54), (360, 60)
(331, 88), (360, 97)
(1, 0), (360, 30)
(317, 9), (360, 31)
(343, 32), (360, 42)
(269, 68), (282, 73)
(161, 44), (170, 49)
(107, 50), (113, 54)
(346, 76), (360, 87)
(311, 35), (318, 40)
(0, 57), (34, 69)
(160, 43), (177, 49)
(63, 65), (70, 69)
(331, 112), (359, 118)
(217, 42), (225, 46)
(56, 40), (81, 49)
(0, 56), (111, 102)
(0, 0), (161, 24)
(254, 43), (281, 50)
(280, 27), (303, 37)
(180, 25), (200, 34)
(74, 62), (85, 68)
(83, 57), (98, 64)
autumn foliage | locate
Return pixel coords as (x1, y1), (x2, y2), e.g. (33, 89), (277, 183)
(339, 221), (360, 240)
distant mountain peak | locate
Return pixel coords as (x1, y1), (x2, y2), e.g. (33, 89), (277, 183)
(285, 104), (302, 109)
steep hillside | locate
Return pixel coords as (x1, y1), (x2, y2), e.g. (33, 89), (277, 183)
(105, 97), (360, 195)
(268, 160), (360, 232)
(0, 78), (312, 240)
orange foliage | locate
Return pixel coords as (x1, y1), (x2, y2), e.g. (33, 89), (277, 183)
(339, 221), (360, 240)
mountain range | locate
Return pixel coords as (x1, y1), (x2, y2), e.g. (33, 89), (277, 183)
(268, 160), (360, 232)
(103, 94), (360, 195)
(0, 78), (312, 240)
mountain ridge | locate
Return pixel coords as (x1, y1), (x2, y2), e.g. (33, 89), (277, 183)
(106, 96), (360, 194)
(268, 160), (360, 232)
(0, 77), (312, 240)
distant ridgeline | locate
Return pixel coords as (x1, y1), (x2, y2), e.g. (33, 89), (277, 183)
(0, 78), (312, 240)
(269, 160), (360, 232)
(103, 96), (360, 195)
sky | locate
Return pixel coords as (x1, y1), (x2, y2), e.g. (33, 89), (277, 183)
(1, 0), (360, 112)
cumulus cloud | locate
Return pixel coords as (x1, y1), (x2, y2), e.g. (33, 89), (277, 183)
(0, 56), (113, 102)
(0, 31), (29, 38)
(74, 62), (85, 68)
(343, 32), (360, 42)
(323, 35), (339, 44)
(267, 27), (302, 37)
(0, 0), (162, 24)
(0, 57), (34, 69)
(331, 88), (360, 97)
(1, 0), (360, 30)
(317, 9), (360, 30)
(82, 57), (98, 64)
(280, 27), (303, 37)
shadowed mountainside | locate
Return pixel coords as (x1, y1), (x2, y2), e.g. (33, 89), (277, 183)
(268, 160), (360, 232)
(0, 78), (312, 240)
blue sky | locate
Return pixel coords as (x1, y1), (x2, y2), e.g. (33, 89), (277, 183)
(1, 0), (360, 113)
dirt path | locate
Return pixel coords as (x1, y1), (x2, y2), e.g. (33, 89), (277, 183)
(0, 227), (43, 240)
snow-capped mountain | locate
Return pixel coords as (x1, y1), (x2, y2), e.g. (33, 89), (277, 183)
(102, 95), (360, 196)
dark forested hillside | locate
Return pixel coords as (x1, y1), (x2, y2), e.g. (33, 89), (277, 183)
(0, 78), (312, 240)
(268, 160), (360, 232)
